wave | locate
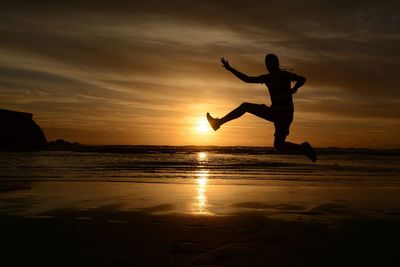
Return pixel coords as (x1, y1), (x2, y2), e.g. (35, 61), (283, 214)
(1, 147), (399, 186)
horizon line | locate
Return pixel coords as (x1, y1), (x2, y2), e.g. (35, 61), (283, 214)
(48, 141), (400, 150)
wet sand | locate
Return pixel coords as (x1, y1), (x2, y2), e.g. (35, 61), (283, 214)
(1, 181), (400, 266)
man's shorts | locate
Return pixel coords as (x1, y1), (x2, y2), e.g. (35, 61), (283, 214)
(252, 104), (293, 138)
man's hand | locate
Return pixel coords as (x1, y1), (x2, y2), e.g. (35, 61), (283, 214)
(290, 76), (306, 94)
(221, 57), (231, 70)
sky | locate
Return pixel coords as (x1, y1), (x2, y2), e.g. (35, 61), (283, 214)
(1, 0), (399, 147)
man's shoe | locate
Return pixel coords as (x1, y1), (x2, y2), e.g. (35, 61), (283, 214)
(301, 141), (317, 162)
(206, 113), (220, 131)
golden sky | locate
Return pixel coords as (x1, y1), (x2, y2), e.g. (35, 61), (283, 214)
(0, 0), (399, 147)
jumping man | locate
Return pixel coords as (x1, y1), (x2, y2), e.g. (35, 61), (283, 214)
(206, 54), (317, 162)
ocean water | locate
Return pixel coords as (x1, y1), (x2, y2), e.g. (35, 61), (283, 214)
(0, 146), (399, 186)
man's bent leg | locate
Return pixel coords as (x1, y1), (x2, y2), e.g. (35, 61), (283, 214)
(273, 112), (299, 151)
(274, 136), (317, 162)
(274, 136), (302, 151)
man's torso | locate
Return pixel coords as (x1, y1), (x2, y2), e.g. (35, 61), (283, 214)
(263, 70), (294, 111)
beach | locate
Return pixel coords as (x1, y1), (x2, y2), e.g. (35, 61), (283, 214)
(1, 147), (399, 266)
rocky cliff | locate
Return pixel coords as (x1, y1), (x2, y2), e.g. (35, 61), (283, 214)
(0, 109), (48, 150)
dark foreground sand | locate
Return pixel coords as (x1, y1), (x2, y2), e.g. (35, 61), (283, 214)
(1, 181), (399, 266)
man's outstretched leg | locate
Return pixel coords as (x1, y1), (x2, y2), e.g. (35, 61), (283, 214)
(207, 102), (272, 131)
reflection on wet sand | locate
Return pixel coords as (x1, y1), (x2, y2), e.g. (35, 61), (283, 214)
(192, 152), (210, 214)
(195, 170), (209, 214)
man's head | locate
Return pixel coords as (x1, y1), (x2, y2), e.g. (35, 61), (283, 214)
(265, 54), (280, 72)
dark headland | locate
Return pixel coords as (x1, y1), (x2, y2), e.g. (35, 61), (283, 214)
(0, 109), (47, 150)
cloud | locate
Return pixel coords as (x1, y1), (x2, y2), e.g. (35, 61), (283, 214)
(0, 0), (399, 146)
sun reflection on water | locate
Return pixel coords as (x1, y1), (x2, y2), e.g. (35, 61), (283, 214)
(197, 152), (207, 161)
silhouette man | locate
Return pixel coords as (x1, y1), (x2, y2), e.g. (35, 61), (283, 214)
(207, 54), (317, 162)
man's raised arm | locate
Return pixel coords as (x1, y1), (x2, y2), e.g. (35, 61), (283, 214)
(221, 57), (264, 83)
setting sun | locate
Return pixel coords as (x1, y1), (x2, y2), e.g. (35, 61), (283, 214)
(197, 117), (210, 134)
